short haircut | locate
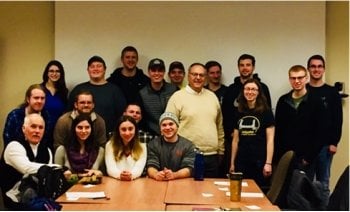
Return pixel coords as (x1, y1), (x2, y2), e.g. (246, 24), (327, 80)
(238, 54), (255, 66)
(307, 55), (325, 68)
(23, 113), (45, 128)
(288, 65), (307, 75)
(121, 46), (138, 58)
(74, 90), (94, 103)
(205, 60), (222, 71)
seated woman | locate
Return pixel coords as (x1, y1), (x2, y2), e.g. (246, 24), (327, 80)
(105, 115), (147, 181)
(55, 114), (104, 177)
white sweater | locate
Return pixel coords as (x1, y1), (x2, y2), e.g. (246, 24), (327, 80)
(104, 141), (147, 180)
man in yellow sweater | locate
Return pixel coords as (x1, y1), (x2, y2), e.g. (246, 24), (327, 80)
(166, 63), (225, 178)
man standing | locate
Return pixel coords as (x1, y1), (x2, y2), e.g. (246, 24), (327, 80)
(222, 54), (271, 175)
(68, 55), (126, 136)
(54, 90), (106, 150)
(3, 84), (54, 150)
(306, 55), (343, 207)
(204, 60), (227, 106)
(166, 63), (224, 178)
(107, 46), (149, 104)
(168, 61), (186, 89)
(274, 65), (324, 173)
(139, 58), (178, 136)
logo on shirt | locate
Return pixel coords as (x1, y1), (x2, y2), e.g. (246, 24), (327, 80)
(238, 116), (260, 136)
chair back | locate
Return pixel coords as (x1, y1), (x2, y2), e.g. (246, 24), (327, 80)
(266, 150), (295, 207)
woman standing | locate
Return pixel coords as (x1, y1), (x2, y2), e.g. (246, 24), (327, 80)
(230, 78), (275, 188)
(55, 114), (104, 177)
(105, 115), (147, 180)
(41, 60), (68, 125)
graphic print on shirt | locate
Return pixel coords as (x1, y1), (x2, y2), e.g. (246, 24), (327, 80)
(238, 116), (260, 136)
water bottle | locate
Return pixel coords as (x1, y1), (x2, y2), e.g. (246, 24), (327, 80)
(193, 148), (204, 181)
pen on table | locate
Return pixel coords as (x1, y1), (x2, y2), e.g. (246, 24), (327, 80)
(92, 196), (110, 200)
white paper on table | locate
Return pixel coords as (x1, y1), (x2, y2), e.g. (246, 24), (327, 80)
(201, 192), (214, 197)
(245, 205), (261, 210)
(66, 191), (106, 200)
(218, 187), (229, 191)
(225, 192), (264, 198)
(214, 181), (248, 187)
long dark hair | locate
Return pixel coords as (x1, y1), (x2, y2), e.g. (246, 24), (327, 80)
(111, 115), (143, 162)
(237, 78), (270, 114)
(66, 114), (98, 152)
(42, 60), (68, 104)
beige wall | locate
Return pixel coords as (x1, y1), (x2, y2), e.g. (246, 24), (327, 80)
(326, 1), (349, 191)
(0, 1), (54, 153)
(0, 1), (348, 193)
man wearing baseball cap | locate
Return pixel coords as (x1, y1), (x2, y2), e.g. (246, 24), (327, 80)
(139, 58), (178, 136)
(146, 112), (195, 181)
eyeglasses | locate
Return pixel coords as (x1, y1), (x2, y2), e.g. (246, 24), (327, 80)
(189, 72), (206, 78)
(244, 87), (259, 92)
(309, 65), (324, 69)
(48, 69), (60, 73)
(289, 75), (306, 81)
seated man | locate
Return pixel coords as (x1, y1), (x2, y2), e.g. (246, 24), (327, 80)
(123, 103), (154, 143)
(54, 90), (106, 150)
(0, 114), (57, 209)
(147, 112), (195, 181)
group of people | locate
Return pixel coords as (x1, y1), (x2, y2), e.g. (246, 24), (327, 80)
(0, 45), (343, 210)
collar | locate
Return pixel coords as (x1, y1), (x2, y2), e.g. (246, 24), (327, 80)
(185, 85), (204, 95)
(71, 110), (97, 121)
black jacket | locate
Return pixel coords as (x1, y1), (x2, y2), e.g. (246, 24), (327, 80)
(274, 91), (325, 163)
(107, 67), (149, 104)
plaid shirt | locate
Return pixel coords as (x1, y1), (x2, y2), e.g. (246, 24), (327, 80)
(138, 129), (156, 143)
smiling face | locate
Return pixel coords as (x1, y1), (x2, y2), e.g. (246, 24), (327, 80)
(123, 104), (142, 123)
(238, 59), (254, 80)
(243, 82), (259, 103)
(289, 70), (308, 92)
(148, 67), (165, 84)
(27, 88), (45, 113)
(188, 64), (206, 92)
(308, 59), (325, 81)
(160, 119), (178, 141)
(47, 65), (61, 83)
(75, 120), (92, 142)
(87, 61), (106, 81)
(207, 65), (222, 85)
(74, 94), (94, 115)
(119, 120), (136, 145)
(168, 68), (185, 85)
(121, 51), (138, 71)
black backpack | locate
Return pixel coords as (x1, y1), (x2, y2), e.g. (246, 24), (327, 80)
(36, 165), (71, 200)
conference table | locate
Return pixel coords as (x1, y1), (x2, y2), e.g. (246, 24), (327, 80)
(56, 177), (279, 211)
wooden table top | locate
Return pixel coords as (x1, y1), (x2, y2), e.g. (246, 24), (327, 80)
(57, 176), (167, 210)
(165, 178), (275, 209)
(57, 177), (279, 211)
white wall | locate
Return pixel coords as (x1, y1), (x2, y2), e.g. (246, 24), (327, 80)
(55, 1), (325, 110)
